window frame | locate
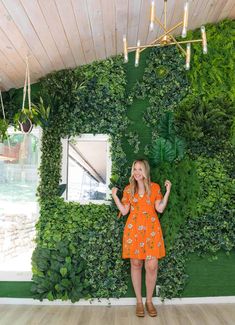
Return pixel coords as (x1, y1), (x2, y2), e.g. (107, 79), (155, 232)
(0, 126), (42, 281)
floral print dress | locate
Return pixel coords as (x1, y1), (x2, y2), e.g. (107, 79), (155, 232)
(121, 182), (166, 260)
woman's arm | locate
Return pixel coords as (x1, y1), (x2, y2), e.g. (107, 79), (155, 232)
(155, 180), (172, 213)
(112, 187), (130, 217)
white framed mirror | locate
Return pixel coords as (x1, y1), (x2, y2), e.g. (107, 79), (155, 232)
(61, 134), (111, 204)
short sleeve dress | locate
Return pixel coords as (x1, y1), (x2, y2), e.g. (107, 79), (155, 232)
(121, 182), (165, 260)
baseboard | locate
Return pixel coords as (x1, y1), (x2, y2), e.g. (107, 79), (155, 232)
(0, 296), (235, 306)
(0, 271), (32, 281)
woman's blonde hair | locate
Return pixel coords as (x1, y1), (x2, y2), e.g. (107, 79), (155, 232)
(129, 159), (151, 197)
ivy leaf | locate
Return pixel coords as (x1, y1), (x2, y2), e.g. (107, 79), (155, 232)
(60, 267), (67, 277)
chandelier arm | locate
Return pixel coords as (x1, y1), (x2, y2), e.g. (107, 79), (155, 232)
(168, 35), (186, 56)
(175, 39), (202, 45)
(126, 39), (202, 56)
(128, 42), (184, 51)
(129, 42), (165, 50)
(139, 20), (183, 54)
(151, 14), (186, 56)
(139, 32), (166, 53)
(153, 20), (183, 40)
(130, 34), (202, 53)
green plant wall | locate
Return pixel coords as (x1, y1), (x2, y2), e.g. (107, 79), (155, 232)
(1, 19), (234, 301)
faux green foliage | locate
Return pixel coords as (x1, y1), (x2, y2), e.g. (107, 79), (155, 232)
(40, 57), (130, 138)
(125, 131), (140, 154)
(151, 158), (200, 250)
(137, 20), (235, 299)
(31, 243), (89, 302)
(231, 118), (235, 146)
(158, 156), (235, 300)
(134, 46), (189, 128)
(2, 19), (234, 302)
(159, 201), (235, 300)
(31, 56), (132, 301)
(37, 128), (62, 202)
(174, 95), (235, 156)
(1, 88), (23, 121)
(78, 205), (128, 298)
(33, 97), (51, 127)
(0, 118), (9, 142)
(149, 112), (185, 164)
(32, 198), (128, 301)
(194, 156), (234, 216)
(187, 19), (235, 102)
(39, 56), (130, 185)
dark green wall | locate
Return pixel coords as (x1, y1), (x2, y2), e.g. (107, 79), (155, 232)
(1, 19), (234, 300)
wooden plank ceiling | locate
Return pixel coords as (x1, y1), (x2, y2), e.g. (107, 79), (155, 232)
(0, 0), (234, 91)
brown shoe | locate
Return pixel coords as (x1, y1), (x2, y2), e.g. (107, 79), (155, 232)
(145, 301), (157, 317)
(136, 302), (145, 317)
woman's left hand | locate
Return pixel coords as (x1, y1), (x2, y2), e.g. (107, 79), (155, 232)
(165, 180), (172, 192)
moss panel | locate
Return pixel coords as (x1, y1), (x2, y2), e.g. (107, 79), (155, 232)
(182, 250), (235, 297)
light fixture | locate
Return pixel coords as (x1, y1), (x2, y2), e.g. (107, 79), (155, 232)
(123, 0), (208, 69)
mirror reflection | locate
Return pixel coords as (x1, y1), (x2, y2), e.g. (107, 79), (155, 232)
(67, 135), (110, 202)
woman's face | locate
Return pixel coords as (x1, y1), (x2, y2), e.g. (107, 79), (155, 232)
(133, 162), (145, 181)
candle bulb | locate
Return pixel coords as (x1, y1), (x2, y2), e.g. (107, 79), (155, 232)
(149, 1), (155, 32)
(185, 43), (191, 70)
(123, 35), (128, 63)
(182, 1), (189, 38)
(135, 40), (140, 67)
(201, 26), (208, 54)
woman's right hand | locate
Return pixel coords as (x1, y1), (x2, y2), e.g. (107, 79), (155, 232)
(111, 187), (118, 197)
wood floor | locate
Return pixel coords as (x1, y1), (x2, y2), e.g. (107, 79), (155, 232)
(0, 303), (235, 325)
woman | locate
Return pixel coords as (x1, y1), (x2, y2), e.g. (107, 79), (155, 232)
(112, 159), (171, 317)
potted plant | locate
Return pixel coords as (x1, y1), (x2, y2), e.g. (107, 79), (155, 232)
(13, 107), (38, 133)
(13, 97), (51, 133)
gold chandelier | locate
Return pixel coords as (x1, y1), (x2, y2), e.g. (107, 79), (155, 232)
(123, 0), (208, 70)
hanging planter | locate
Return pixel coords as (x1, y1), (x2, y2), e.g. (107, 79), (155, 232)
(14, 108), (36, 134)
(20, 116), (32, 133)
(14, 56), (35, 134)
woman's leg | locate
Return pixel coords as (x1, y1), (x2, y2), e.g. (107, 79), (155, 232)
(145, 257), (158, 302)
(130, 258), (144, 303)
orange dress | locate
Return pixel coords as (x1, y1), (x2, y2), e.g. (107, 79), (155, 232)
(121, 182), (166, 260)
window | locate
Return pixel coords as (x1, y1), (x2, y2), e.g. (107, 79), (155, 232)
(61, 134), (111, 203)
(0, 127), (41, 280)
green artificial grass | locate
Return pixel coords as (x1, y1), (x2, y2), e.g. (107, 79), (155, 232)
(123, 250), (235, 298)
(1, 251), (235, 299)
(0, 281), (33, 298)
(122, 49), (152, 164)
(182, 250), (235, 297)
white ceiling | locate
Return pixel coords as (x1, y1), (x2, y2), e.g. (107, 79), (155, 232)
(0, 0), (234, 91)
